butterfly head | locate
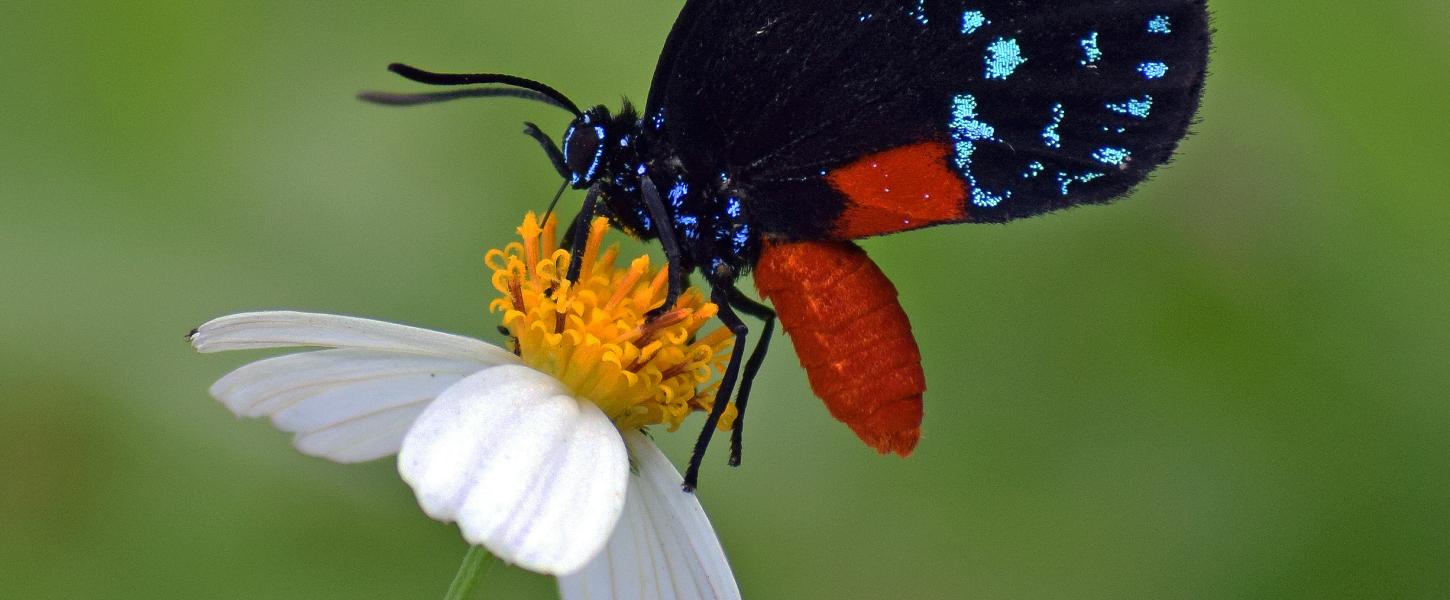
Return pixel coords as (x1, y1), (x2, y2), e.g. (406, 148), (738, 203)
(562, 104), (638, 190)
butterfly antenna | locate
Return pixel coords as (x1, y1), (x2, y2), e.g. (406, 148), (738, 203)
(358, 87), (573, 109)
(360, 63), (583, 117)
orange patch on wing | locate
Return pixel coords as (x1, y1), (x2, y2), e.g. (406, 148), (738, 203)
(754, 240), (924, 455)
(827, 141), (968, 239)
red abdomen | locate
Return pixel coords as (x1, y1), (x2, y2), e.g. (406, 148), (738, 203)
(754, 240), (924, 455)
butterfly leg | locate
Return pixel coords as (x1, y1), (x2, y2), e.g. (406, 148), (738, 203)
(562, 185), (598, 283)
(522, 121), (569, 179)
(683, 284), (748, 492)
(639, 175), (688, 320)
(725, 288), (774, 467)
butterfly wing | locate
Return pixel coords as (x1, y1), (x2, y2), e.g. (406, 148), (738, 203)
(645, 0), (1210, 239)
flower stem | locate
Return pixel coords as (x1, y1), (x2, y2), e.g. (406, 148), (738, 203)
(443, 546), (494, 600)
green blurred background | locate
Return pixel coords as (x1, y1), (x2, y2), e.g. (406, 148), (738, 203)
(4, 1), (1448, 598)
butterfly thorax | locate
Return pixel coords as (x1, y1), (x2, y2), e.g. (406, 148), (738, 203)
(567, 104), (760, 284)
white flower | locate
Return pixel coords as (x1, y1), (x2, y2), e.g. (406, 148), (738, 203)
(192, 310), (740, 598)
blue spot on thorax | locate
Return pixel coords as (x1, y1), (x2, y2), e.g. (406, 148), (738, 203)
(731, 224), (752, 254)
(984, 38), (1026, 79)
(676, 213), (699, 241)
(668, 181), (688, 207)
(613, 163), (641, 193)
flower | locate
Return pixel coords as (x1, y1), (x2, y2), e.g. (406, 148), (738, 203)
(190, 213), (741, 598)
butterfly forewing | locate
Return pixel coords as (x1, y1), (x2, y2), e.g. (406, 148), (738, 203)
(645, 0), (1210, 239)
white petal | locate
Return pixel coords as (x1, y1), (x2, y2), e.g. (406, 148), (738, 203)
(398, 365), (629, 575)
(211, 349), (476, 417)
(209, 349), (483, 462)
(189, 310), (515, 363)
(194, 311), (521, 463)
(558, 431), (740, 600)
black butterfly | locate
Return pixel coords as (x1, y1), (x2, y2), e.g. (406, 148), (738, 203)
(362, 0), (1210, 490)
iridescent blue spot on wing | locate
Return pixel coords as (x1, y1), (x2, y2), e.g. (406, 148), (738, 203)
(971, 185), (1010, 208)
(1092, 147), (1132, 166)
(984, 38), (1026, 80)
(1023, 161), (1045, 179)
(961, 10), (988, 36)
(1148, 15), (1172, 35)
(948, 94), (1013, 208)
(1079, 32), (1102, 67)
(1138, 61), (1168, 79)
(1057, 171), (1104, 196)
(1106, 96), (1154, 119)
(1042, 103), (1065, 149)
(951, 95), (997, 143)
(910, 0), (928, 25)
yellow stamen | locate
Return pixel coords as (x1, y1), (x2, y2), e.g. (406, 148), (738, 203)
(486, 212), (737, 432)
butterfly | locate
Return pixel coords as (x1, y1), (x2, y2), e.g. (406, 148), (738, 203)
(362, 0), (1211, 490)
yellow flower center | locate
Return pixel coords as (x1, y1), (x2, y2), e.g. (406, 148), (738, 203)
(485, 212), (736, 432)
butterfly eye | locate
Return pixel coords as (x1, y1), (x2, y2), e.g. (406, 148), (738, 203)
(563, 120), (608, 186)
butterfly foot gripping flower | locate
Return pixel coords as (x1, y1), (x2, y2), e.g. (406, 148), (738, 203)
(190, 213), (740, 599)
